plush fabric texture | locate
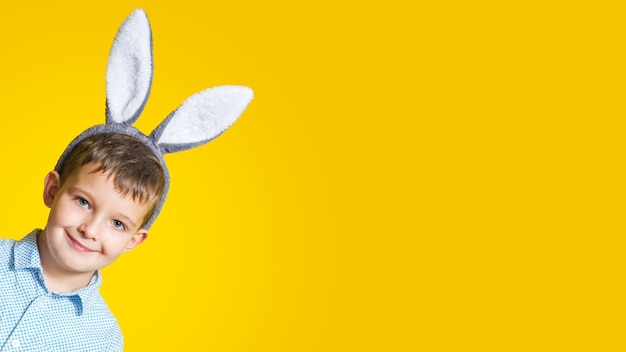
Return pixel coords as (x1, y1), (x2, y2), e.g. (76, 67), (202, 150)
(53, 9), (253, 229)
(105, 9), (153, 124)
(151, 85), (254, 154)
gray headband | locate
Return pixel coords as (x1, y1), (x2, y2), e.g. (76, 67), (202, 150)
(54, 9), (253, 229)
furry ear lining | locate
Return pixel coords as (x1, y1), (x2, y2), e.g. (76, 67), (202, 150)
(105, 9), (153, 124)
(150, 85), (253, 154)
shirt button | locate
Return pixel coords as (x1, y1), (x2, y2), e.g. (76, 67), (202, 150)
(11, 339), (20, 348)
(36, 299), (45, 309)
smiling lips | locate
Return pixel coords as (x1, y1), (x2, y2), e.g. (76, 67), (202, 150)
(67, 233), (98, 253)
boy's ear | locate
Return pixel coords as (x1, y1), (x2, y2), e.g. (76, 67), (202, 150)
(43, 171), (61, 208)
(123, 230), (148, 253)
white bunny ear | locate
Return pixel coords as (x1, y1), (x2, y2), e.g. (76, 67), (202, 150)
(105, 9), (153, 124)
(150, 85), (253, 154)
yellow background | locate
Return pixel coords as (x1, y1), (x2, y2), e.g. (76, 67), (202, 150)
(0, 0), (623, 351)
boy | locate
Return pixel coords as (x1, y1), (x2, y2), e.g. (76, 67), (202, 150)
(0, 8), (252, 352)
(0, 133), (164, 351)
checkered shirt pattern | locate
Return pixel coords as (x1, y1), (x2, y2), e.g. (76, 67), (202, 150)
(0, 230), (123, 351)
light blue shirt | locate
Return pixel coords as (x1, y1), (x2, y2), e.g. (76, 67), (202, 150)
(0, 230), (123, 351)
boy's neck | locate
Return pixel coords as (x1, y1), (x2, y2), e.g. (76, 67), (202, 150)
(41, 269), (95, 293)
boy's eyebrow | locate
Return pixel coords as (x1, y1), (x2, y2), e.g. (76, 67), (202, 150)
(67, 186), (92, 199)
(68, 186), (138, 229)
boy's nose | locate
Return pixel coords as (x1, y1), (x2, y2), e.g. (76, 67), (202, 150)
(78, 219), (100, 240)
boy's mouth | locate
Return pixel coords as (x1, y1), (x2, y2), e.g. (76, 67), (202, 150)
(66, 233), (97, 253)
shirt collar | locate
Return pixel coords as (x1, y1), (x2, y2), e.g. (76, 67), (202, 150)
(13, 229), (103, 315)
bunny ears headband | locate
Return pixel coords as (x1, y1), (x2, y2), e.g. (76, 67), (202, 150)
(53, 9), (253, 229)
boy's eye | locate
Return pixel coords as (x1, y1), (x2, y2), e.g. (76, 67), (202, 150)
(112, 220), (126, 230)
(77, 198), (89, 208)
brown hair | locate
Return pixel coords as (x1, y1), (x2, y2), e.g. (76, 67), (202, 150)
(58, 133), (166, 227)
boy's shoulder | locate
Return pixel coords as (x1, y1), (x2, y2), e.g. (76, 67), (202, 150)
(0, 233), (38, 269)
(0, 236), (17, 248)
(0, 237), (17, 265)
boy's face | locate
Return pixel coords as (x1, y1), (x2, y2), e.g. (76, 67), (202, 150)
(40, 162), (149, 277)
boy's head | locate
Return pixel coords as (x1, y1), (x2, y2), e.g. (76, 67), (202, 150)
(57, 133), (166, 228)
(39, 134), (166, 284)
